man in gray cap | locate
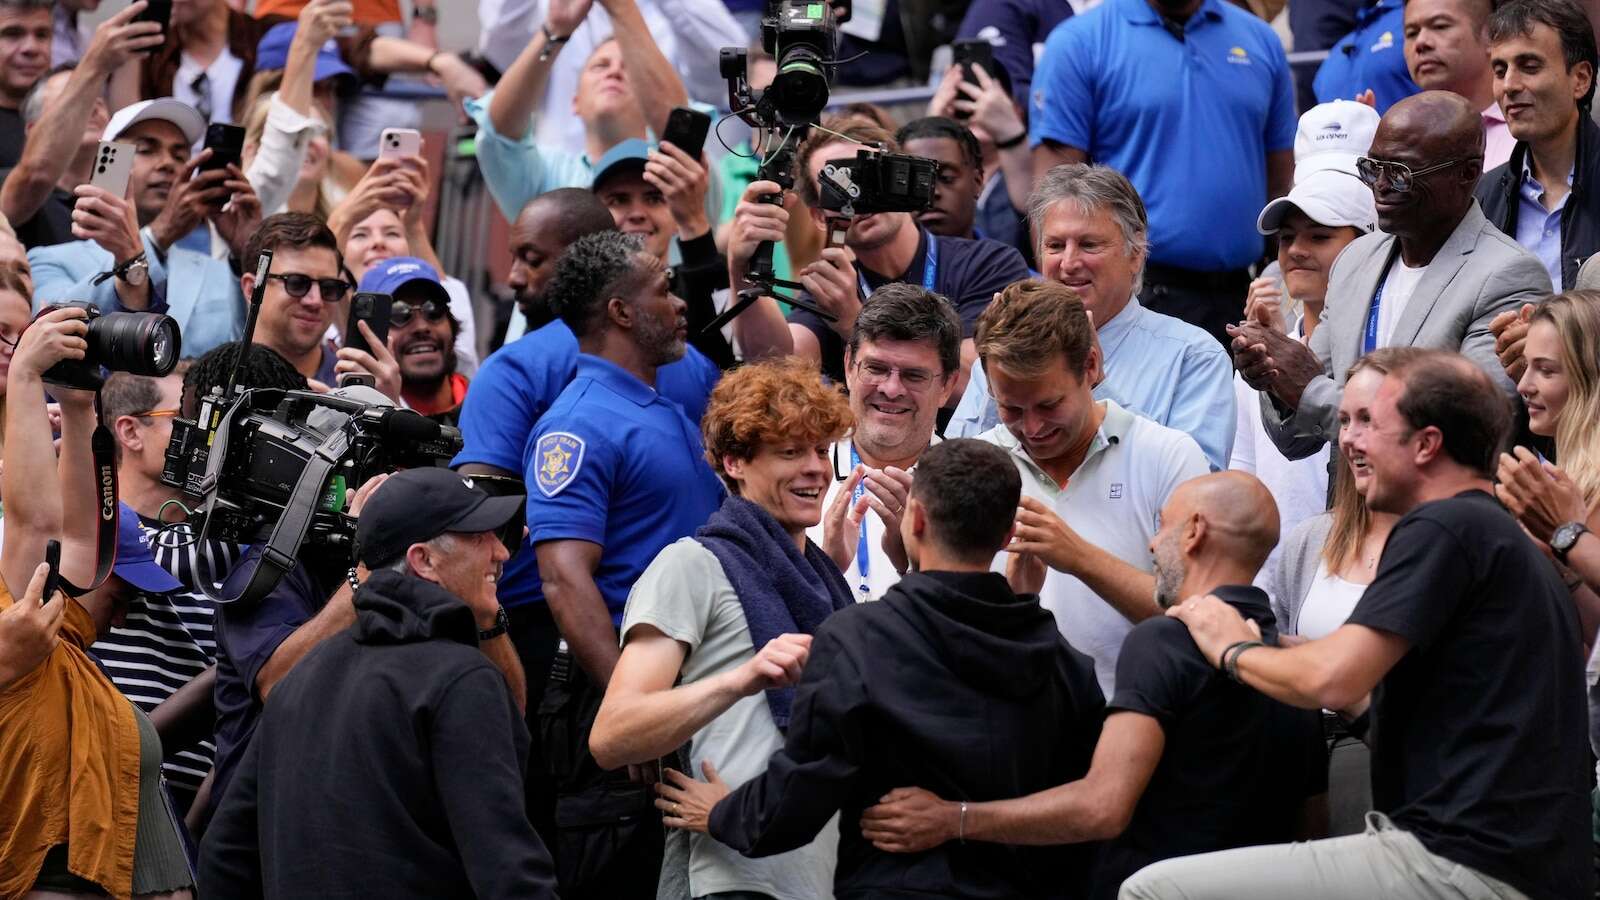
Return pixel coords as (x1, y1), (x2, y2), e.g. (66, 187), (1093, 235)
(200, 467), (554, 899)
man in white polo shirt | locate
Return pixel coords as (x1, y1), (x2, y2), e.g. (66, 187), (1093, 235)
(809, 284), (962, 600)
(977, 279), (1209, 694)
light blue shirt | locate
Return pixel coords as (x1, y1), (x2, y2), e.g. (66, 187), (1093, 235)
(949, 296), (1236, 470)
(465, 91), (595, 223)
(1030, 0), (1296, 271)
(1515, 160), (1572, 291)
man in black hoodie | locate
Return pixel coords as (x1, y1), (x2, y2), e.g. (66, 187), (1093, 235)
(198, 468), (558, 899)
(657, 438), (1106, 899)
(860, 471), (1327, 900)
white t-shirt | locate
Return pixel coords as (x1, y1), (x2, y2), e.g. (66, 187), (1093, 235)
(1296, 562), (1368, 641)
(174, 47), (244, 125)
(1375, 259), (1427, 349)
(980, 400), (1210, 696)
(620, 539), (838, 900)
(805, 435), (938, 602)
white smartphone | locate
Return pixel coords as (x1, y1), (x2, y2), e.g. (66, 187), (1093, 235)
(378, 127), (422, 161)
(89, 141), (135, 197)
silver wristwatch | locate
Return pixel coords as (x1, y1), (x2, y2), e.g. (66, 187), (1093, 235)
(1552, 521), (1590, 562)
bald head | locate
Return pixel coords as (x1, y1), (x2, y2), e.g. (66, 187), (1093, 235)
(1380, 90), (1487, 162)
(1157, 471), (1281, 580)
(517, 188), (617, 249)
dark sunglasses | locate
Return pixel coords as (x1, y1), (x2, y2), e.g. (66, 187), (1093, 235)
(1354, 156), (1477, 193)
(267, 273), (352, 302)
(391, 298), (450, 327)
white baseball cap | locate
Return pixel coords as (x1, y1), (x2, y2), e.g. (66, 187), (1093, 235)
(102, 98), (206, 146)
(1257, 168), (1378, 235)
(1292, 99), (1381, 183)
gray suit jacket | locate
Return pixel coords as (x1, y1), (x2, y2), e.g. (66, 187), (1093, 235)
(1262, 202), (1551, 460)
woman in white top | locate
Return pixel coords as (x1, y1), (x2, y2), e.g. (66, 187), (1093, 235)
(1272, 347), (1415, 837)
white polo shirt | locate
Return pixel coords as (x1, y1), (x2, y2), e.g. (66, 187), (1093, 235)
(805, 434), (940, 602)
(979, 400), (1209, 695)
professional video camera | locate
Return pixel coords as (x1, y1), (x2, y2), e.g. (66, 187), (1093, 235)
(157, 251), (461, 605)
(38, 301), (180, 390)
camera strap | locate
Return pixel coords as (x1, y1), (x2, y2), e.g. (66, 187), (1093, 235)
(58, 390), (121, 598)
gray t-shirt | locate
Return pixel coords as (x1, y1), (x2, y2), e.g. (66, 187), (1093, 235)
(622, 538), (838, 900)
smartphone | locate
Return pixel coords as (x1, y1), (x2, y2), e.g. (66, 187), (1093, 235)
(199, 123), (245, 174)
(41, 540), (60, 605)
(378, 127), (422, 161)
(133, 0), (172, 34)
(660, 107), (712, 160)
(89, 141), (135, 197)
(344, 291), (392, 357)
(947, 38), (985, 92)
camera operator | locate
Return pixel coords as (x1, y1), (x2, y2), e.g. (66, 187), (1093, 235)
(727, 115), (1031, 399)
(200, 468), (556, 899)
(0, 305), (193, 898)
(27, 98), (262, 358)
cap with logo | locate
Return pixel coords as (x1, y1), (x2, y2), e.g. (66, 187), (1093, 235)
(103, 98), (207, 146)
(255, 22), (357, 89)
(1291, 99), (1381, 183)
(590, 138), (651, 192)
(113, 507), (183, 594)
(358, 256), (452, 308)
(354, 468), (524, 568)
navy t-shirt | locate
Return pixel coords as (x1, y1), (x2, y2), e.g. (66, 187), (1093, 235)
(452, 319), (722, 610)
(1345, 490), (1591, 900)
(787, 229), (1030, 384)
(209, 546), (346, 816)
(956, 0), (1074, 109)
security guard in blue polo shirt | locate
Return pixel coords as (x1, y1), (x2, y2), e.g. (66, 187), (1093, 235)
(519, 230), (724, 899)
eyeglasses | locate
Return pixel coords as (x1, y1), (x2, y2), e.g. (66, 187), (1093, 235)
(1355, 156), (1478, 192)
(131, 408), (181, 420)
(391, 298), (450, 327)
(855, 359), (939, 390)
(267, 273), (352, 302)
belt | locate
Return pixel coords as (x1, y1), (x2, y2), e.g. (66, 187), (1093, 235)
(1143, 262), (1252, 291)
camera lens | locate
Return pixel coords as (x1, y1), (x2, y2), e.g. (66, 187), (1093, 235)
(86, 312), (182, 376)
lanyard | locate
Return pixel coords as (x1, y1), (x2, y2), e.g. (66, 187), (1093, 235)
(858, 230), (939, 301)
(849, 443), (871, 597)
(1363, 254), (1398, 354)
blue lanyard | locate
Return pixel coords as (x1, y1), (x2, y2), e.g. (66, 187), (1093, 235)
(858, 230), (939, 301)
(849, 443), (871, 598)
(1364, 257), (1396, 354)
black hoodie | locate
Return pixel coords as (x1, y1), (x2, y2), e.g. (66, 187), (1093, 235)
(709, 570), (1106, 899)
(198, 570), (558, 899)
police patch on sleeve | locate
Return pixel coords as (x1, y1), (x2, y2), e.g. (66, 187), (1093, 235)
(534, 432), (586, 497)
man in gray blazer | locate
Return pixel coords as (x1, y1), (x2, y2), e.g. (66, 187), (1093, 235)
(1232, 91), (1552, 461)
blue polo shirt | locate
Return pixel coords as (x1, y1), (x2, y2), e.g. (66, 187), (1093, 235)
(1312, 0), (1419, 113)
(522, 354), (725, 623)
(453, 321), (722, 610)
(1030, 0), (1296, 272)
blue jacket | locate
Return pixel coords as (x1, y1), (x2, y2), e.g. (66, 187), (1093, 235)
(27, 232), (245, 358)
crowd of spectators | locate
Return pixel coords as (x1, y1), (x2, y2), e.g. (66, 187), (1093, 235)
(2, 0), (1600, 896)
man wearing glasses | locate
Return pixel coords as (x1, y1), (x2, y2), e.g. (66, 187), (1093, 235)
(358, 256), (468, 426)
(1230, 90), (1549, 461)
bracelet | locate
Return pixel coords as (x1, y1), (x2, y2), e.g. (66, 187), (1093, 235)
(424, 50), (443, 73)
(993, 129), (1027, 150)
(346, 566), (362, 594)
(1221, 639), (1266, 683)
(958, 800), (968, 843)
(1566, 573), (1585, 592)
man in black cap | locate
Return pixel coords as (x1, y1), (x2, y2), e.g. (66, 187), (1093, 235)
(199, 468), (555, 899)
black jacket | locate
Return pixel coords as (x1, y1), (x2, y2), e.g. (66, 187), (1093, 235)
(1476, 114), (1600, 289)
(198, 570), (557, 900)
(708, 570), (1106, 899)
(674, 230), (737, 370)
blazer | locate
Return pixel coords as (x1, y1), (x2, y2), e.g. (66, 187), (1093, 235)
(1476, 114), (1600, 291)
(1262, 201), (1550, 460)
(27, 233), (246, 358)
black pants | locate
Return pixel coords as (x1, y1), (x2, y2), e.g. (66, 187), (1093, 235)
(509, 603), (562, 850)
(1140, 264), (1253, 348)
(535, 644), (665, 900)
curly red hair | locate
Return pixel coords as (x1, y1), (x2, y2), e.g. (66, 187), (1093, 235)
(701, 357), (853, 491)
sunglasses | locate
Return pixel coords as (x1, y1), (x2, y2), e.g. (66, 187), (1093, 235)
(1354, 156), (1477, 193)
(267, 273), (352, 302)
(391, 298), (450, 327)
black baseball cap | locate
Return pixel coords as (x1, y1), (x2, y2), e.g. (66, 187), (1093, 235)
(354, 468), (524, 567)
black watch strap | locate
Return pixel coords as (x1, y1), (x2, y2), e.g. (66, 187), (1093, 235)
(478, 606), (510, 642)
(1554, 522), (1591, 562)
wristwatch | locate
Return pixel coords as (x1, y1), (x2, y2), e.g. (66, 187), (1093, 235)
(1552, 521), (1590, 562)
(412, 4), (437, 24)
(539, 24), (570, 62)
(119, 254), (149, 287)
(478, 606), (510, 642)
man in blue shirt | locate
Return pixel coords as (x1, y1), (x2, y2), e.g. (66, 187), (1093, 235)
(1030, 0), (1297, 346)
(1313, 0), (1421, 112)
(950, 164), (1236, 470)
(521, 229), (725, 897)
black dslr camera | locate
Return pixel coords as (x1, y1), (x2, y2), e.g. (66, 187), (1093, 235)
(38, 301), (180, 390)
(818, 148), (937, 218)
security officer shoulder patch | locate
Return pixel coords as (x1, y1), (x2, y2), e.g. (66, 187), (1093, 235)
(535, 432), (586, 497)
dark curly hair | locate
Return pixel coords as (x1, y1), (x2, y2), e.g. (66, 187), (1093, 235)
(543, 231), (649, 339)
(181, 341), (308, 417)
(895, 116), (982, 172)
(701, 357), (853, 494)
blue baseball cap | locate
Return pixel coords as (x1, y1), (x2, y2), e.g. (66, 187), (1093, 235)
(591, 138), (651, 192)
(255, 22), (357, 89)
(358, 256), (451, 307)
(115, 505), (182, 594)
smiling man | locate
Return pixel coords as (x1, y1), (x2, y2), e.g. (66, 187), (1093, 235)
(359, 256), (467, 425)
(0, 0), (51, 168)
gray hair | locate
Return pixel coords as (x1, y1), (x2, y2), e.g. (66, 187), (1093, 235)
(377, 532), (460, 574)
(21, 63), (73, 126)
(1027, 163), (1152, 294)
